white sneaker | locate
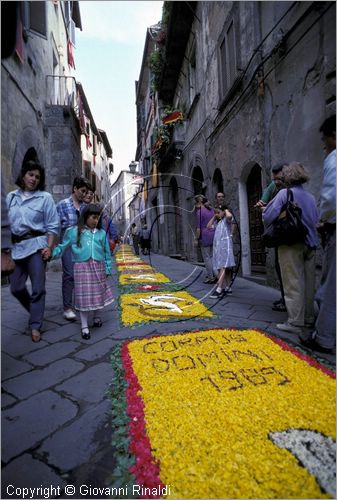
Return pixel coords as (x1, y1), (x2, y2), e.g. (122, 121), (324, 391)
(276, 322), (302, 334)
(63, 309), (77, 321)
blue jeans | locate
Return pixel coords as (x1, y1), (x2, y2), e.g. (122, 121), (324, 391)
(315, 229), (336, 348)
(61, 246), (74, 310)
(10, 251), (46, 330)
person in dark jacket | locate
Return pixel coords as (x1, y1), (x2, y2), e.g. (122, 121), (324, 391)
(255, 163), (287, 311)
(140, 224), (151, 255)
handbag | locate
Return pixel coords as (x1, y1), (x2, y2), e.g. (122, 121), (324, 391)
(262, 188), (308, 248)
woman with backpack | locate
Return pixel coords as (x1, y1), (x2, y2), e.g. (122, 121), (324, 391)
(262, 162), (319, 335)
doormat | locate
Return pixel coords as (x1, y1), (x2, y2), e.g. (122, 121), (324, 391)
(110, 328), (336, 499)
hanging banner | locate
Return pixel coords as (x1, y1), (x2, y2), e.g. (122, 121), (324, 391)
(152, 161), (158, 188)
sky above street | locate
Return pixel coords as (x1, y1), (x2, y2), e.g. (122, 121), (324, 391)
(75, 1), (163, 182)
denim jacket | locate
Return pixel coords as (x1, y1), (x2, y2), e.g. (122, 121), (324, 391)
(6, 190), (59, 259)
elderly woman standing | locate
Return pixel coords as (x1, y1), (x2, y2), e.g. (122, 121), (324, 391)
(263, 162), (319, 335)
(6, 160), (59, 342)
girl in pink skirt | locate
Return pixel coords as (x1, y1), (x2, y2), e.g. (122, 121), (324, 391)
(52, 204), (114, 339)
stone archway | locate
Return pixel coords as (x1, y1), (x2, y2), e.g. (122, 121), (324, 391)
(191, 165), (204, 195)
(12, 126), (44, 182)
(238, 162), (266, 276)
(212, 168), (224, 200)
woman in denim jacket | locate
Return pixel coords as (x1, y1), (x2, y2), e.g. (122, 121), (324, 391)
(6, 160), (59, 342)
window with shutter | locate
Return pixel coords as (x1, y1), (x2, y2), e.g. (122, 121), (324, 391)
(27, 1), (47, 37)
(218, 10), (241, 106)
(188, 44), (196, 106)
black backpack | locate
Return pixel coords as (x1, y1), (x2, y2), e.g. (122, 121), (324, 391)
(262, 189), (308, 248)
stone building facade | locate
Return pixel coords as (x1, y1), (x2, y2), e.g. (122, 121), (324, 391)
(110, 169), (143, 239)
(1, 1), (82, 198)
(1, 1), (112, 205)
(136, 1), (336, 285)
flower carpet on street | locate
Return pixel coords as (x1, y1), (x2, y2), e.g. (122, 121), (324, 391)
(120, 291), (213, 326)
(110, 328), (336, 499)
(119, 273), (171, 286)
(115, 246), (213, 326)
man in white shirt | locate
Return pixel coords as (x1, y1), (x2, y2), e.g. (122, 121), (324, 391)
(301, 115), (336, 353)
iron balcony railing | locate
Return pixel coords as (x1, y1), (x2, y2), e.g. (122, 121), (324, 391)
(46, 75), (78, 116)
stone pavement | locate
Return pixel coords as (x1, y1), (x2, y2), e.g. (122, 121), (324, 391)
(1, 252), (335, 499)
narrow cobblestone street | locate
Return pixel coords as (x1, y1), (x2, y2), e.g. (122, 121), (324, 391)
(1, 251), (335, 498)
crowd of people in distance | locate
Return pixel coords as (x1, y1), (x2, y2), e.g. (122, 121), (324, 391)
(1, 115), (335, 355)
(130, 222), (151, 256)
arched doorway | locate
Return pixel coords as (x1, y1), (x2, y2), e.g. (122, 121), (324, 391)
(167, 177), (182, 255)
(212, 168), (224, 199)
(246, 164), (266, 272)
(22, 147), (39, 164)
(12, 126), (44, 182)
(191, 166), (204, 195)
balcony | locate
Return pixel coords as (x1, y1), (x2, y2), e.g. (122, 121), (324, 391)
(46, 75), (78, 113)
(155, 120), (186, 168)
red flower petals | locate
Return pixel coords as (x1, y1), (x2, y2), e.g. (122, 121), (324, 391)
(121, 343), (165, 497)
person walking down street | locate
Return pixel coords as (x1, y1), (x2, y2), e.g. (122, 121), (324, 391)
(301, 115), (336, 353)
(140, 224), (151, 255)
(263, 162), (319, 335)
(194, 195), (216, 284)
(102, 212), (118, 254)
(255, 163), (288, 312)
(207, 204), (236, 299)
(6, 160), (59, 342)
(56, 176), (90, 321)
(130, 223), (140, 255)
(83, 185), (95, 204)
(52, 204), (114, 340)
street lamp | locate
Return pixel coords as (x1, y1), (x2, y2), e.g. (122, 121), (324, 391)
(129, 161), (137, 174)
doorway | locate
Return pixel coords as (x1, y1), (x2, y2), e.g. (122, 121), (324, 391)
(191, 166), (204, 195)
(246, 164), (266, 272)
(212, 168), (224, 200)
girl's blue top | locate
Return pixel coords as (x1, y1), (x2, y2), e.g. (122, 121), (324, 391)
(52, 226), (112, 274)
